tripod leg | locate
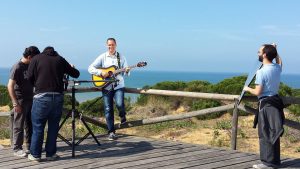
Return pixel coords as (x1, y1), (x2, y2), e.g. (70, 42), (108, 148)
(58, 111), (71, 130)
(58, 111), (71, 145)
(72, 109), (76, 157)
(80, 117), (101, 146)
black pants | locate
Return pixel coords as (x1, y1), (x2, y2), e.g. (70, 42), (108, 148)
(259, 137), (281, 166)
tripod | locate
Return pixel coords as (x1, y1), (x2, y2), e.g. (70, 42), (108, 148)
(58, 79), (117, 158)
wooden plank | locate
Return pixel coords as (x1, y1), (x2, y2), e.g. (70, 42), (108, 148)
(83, 147), (217, 169)
(186, 154), (258, 169)
(217, 159), (261, 169)
(13, 137), (199, 169)
(153, 152), (256, 169)
(125, 149), (240, 169)
(43, 147), (211, 169)
(82, 148), (221, 169)
(35, 139), (210, 169)
(280, 158), (300, 169)
(0, 135), (299, 169)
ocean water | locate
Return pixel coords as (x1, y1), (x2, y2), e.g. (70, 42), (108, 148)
(1, 68), (300, 102)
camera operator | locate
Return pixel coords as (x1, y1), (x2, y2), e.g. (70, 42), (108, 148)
(27, 46), (80, 162)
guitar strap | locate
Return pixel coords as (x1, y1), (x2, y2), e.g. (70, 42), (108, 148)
(116, 52), (121, 69)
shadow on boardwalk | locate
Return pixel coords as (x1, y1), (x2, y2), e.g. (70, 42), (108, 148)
(0, 134), (299, 169)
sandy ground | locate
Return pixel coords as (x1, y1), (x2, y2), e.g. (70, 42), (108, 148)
(0, 105), (10, 112)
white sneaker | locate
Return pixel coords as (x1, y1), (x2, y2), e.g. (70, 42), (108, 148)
(108, 132), (117, 141)
(252, 163), (273, 169)
(25, 149), (30, 154)
(13, 150), (27, 157)
(28, 154), (41, 162)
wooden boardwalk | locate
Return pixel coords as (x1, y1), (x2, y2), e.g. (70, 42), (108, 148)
(0, 134), (299, 169)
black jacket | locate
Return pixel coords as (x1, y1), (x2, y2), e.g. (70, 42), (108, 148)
(28, 50), (80, 94)
(254, 95), (285, 144)
(253, 95), (285, 128)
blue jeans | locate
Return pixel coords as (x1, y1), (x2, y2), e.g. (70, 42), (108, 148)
(102, 88), (126, 133)
(30, 93), (63, 158)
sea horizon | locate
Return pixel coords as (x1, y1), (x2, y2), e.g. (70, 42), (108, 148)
(1, 68), (300, 102)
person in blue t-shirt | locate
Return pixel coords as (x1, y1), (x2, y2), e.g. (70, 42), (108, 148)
(244, 43), (283, 169)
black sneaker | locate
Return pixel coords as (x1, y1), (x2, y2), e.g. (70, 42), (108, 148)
(120, 116), (127, 124)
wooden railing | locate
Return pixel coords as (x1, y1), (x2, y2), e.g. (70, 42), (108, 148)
(1, 87), (300, 150)
(66, 87), (300, 150)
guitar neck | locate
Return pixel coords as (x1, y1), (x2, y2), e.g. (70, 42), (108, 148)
(114, 65), (138, 74)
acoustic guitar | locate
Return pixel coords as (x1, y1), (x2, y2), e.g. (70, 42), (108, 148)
(92, 61), (147, 87)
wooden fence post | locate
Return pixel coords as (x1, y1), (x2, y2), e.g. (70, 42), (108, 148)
(231, 99), (239, 150)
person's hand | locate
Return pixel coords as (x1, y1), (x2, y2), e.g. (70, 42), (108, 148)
(271, 43), (277, 48)
(243, 86), (250, 92)
(125, 67), (131, 73)
(101, 71), (109, 78)
(14, 104), (22, 113)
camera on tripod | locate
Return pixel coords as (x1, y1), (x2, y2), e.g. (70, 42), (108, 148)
(59, 74), (119, 158)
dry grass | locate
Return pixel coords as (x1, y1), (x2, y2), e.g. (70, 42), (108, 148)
(0, 105), (10, 112)
(120, 108), (300, 158)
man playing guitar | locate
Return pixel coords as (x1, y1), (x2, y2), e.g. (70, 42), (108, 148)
(88, 38), (130, 141)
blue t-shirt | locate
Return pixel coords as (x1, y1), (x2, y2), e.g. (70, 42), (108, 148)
(255, 63), (282, 99)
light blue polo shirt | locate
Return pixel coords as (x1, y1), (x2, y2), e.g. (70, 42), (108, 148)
(255, 63), (282, 99)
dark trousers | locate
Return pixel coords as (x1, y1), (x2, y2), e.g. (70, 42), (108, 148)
(12, 99), (32, 151)
(259, 137), (281, 166)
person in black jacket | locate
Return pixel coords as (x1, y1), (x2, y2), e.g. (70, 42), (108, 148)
(27, 46), (80, 162)
(244, 43), (283, 169)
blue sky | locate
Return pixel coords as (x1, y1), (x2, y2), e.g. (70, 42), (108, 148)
(0, 0), (299, 74)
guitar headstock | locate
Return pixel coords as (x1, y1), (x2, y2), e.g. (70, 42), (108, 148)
(137, 61), (147, 67)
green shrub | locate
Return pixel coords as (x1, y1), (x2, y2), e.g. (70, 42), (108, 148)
(185, 81), (212, 92)
(152, 81), (187, 91)
(0, 85), (11, 107)
(78, 97), (104, 117)
(78, 96), (132, 118)
(213, 76), (247, 94)
(215, 120), (232, 130)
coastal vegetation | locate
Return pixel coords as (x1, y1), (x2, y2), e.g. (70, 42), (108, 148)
(0, 75), (299, 157)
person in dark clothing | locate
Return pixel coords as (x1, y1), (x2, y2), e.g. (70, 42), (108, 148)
(244, 43), (283, 169)
(27, 46), (80, 162)
(7, 46), (40, 157)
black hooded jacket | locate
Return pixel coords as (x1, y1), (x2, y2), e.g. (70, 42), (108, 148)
(28, 48), (80, 94)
